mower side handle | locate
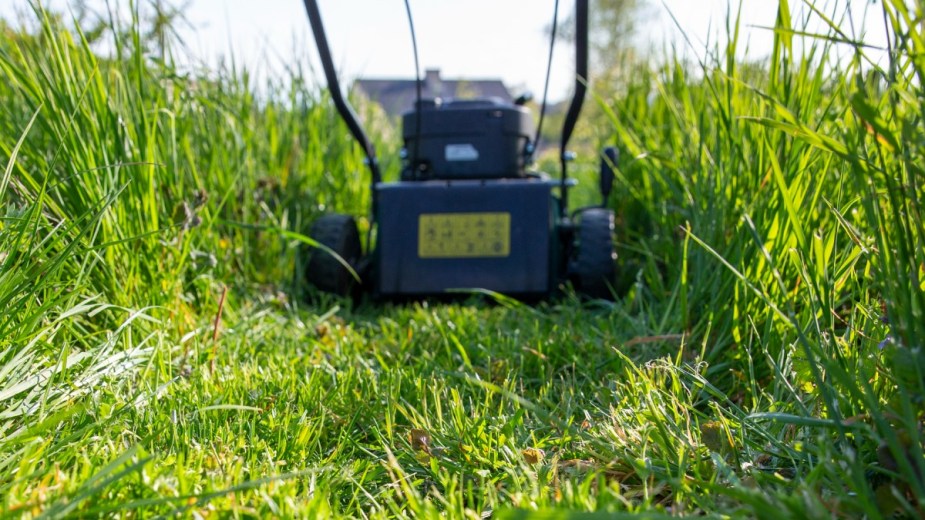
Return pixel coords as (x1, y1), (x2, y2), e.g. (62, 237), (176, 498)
(302, 0), (382, 186)
(558, 0), (589, 216)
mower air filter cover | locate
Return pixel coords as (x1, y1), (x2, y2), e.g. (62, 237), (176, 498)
(402, 98), (533, 180)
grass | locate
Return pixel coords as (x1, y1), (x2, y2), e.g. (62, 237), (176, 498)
(0, 0), (923, 517)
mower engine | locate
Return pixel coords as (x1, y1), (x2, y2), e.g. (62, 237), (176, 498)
(401, 98), (533, 180)
(370, 97), (556, 297)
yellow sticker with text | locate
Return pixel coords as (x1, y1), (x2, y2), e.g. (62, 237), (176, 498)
(418, 212), (511, 258)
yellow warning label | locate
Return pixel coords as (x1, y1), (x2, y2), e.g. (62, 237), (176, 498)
(418, 212), (511, 258)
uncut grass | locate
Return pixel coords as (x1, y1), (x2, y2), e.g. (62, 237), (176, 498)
(0, 4), (368, 516)
(0, 7), (373, 311)
(597, 0), (923, 515)
(1, 0), (923, 518)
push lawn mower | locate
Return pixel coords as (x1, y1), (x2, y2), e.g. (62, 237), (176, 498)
(301, 0), (618, 300)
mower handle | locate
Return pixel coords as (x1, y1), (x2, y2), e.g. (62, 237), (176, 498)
(302, 0), (382, 186)
(559, 0), (588, 216)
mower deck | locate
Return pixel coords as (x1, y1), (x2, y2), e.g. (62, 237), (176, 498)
(375, 177), (559, 297)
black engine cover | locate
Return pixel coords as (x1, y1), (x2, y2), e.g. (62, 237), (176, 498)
(402, 99), (533, 180)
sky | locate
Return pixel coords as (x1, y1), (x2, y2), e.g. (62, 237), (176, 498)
(0, 1), (888, 101)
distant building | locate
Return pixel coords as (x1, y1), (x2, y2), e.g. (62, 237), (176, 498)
(353, 68), (513, 118)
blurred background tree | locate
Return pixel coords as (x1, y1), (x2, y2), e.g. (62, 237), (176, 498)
(561, 0), (646, 72)
(536, 0), (648, 156)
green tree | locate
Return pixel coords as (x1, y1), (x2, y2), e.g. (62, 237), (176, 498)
(539, 0), (648, 156)
(555, 0), (647, 78)
(145, 0), (191, 63)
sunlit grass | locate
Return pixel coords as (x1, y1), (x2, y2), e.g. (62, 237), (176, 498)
(0, 0), (922, 518)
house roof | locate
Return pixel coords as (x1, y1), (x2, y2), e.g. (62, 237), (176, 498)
(353, 68), (513, 118)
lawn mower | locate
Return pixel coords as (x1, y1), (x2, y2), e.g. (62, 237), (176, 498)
(301, 0), (618, 300)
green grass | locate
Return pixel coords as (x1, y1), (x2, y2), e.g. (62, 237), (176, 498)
(1, 0), (923, 518)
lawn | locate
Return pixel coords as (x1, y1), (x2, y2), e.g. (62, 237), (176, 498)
(0, 1), (923, 518)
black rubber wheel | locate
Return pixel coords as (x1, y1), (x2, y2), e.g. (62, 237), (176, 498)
(306, 214), (362, 297)
(574, 208), (617, 299)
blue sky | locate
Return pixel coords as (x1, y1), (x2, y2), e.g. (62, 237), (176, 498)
(1, 1), (887, 101)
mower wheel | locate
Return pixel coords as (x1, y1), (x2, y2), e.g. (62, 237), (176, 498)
(306, 214), (362, 297)
(575, 208), (617, 299)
